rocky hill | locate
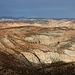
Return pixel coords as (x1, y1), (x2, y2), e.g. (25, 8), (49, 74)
(0, 19), (75, 75)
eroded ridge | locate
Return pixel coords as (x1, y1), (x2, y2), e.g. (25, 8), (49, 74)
(0, 19), (75, 75)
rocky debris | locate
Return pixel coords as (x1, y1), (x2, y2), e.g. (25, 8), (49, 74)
(0, 19), (75, 74)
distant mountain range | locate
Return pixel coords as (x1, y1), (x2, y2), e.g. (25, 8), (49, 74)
(0, 16), (75, 20)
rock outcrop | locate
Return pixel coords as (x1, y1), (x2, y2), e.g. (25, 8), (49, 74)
(0, 19), (75, 75)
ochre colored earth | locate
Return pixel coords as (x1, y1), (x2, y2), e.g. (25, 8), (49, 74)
(0, 19), (75, 75)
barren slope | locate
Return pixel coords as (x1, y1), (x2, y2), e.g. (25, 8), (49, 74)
(0, 19), (75, 75)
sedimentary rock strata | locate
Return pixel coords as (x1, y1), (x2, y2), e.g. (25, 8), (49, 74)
(0, 19), (75, 75)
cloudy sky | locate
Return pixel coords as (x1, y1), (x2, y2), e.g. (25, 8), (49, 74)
(0, 0), (75, 18)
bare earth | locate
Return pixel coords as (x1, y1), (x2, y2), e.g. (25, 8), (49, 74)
(0, 19), (75, 75)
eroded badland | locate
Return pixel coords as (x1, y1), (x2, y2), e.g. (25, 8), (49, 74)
(0, 19), (75, 75)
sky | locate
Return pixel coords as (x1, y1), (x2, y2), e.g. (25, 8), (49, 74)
(0, 0), (75, 18)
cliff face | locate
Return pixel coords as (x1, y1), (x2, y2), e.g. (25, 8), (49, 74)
(0, 19), (75, 75)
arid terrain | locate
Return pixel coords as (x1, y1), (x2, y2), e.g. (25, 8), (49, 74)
(0, 19), (75, 75)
